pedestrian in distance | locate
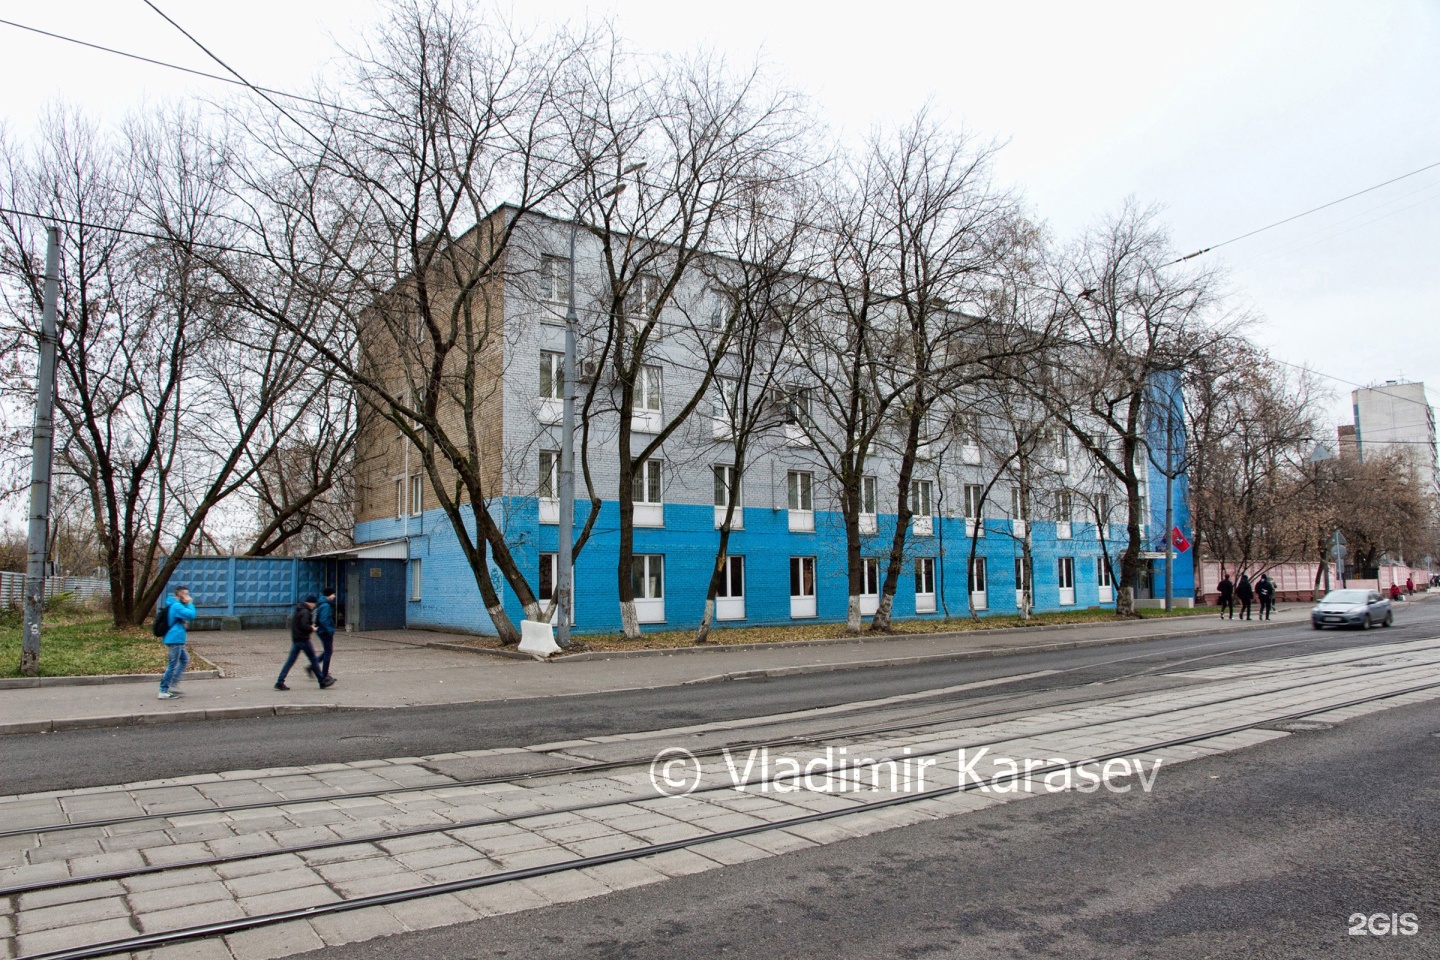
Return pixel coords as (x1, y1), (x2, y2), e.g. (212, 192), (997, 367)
(276, 595), (334, 691)
(1256, 573), (1276, 621)
(1216, 572), (1235, 619)
(1236, 573), (1254, 620)
(1406, 576), (1415, 596)
(156, 586), (197, 699)
(309, 587), (338, 682)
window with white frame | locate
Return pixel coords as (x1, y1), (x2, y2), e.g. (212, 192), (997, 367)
(1058, 556), (1076, 605)
(539, 255), (568, 303)
(540, 351), (564, 399)
(714, 465), (740, 509)
(708, 289), (734, 328)
(963, 484), (984, 519)
(1056, 490), (1073, 521)
(1010, 486), (1025, 519)
(968, 556), (987, 594)
(788, 471), (813, 511)
(915, 557), (936, 613)
(910, 479), (933, 517)
(713, 376), (739, 421)
(862, 557), (881, 595)
(717, 555), (745, 598)
(860, 475), (878, 532)
(539, 553), (556, 602)
(637, 364), (663, 413)
(790, 555), (817, 617)
(410, 475), (423, 517)
(632, 554), (664, 600)
(395, 478), (404, 519)
(539, 450), (559, 499)
(409, 558), (422, 601)
(784, 387), (814, 428)
(625, 273), (662, 317)
(1097, 558), (1114, 588)
(633, 459), (663, 504)
(1096, 493), (1110, 523)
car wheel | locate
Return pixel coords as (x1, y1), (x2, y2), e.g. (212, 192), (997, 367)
(1383, 611), (1393, 627)
(1311, 622), (1322, 630)
(1360, 615), (1371, 630)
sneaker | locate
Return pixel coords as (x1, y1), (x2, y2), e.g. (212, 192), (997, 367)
(158, 691), (177, 699)
(304, 665), (315, 678)
(167, 689), (184, 697)
(319, 677), (336, 689)
(274, 682), (290, 691)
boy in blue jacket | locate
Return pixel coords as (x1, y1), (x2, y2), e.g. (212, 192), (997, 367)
(158, 586), (197, 699)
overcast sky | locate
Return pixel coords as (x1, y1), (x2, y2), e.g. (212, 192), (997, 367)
(3, 0), (1437, 431)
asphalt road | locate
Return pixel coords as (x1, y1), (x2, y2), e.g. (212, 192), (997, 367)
(294, 692), (1440, 960)
(3, 603), (1438, 795)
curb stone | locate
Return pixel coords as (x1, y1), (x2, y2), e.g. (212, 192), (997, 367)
(0, 670), (222, 690)
(1, 703), (345, 736)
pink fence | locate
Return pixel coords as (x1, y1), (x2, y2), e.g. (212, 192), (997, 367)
(1200, 560), (1432, 603)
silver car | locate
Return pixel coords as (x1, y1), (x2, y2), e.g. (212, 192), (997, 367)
(1310, 588), (1393, 630)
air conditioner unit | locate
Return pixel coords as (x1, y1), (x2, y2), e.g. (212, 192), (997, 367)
(577, 358), (602, 383)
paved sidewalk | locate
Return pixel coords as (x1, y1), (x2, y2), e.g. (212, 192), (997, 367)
(0, 606), (1317, 735)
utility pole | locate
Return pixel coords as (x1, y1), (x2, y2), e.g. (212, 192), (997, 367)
(1164, 395), (1174, 613)
(21, 225), (60, 677)
(556, 223), (579, 649)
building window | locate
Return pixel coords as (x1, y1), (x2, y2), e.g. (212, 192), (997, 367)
(1058, 556), (1076, 605)
(410, 475), (423, 517)
(717, 555), (745, 598)
(539, 255), (569, 303)
(862, 557), (880, 595)
(1097, 557), (1114, 589)
(1095, 493), (1110, 523)
(540, 350), (564, 399)
(1010, 486), (1024, 519)
(633, 459), (663, 504)
(784, 387), (814, 428)
(788, 470), (814, 532)
(788, 470), (813, 510)
(637, 364), (663, 413)
(539, 553), (556, 601)
(714, 465), (741, 508)
(915, 557), (937, 613)
(539, 450), (559, 499)
(713, 376), (739, 421)
(790, 556), (817, 618)
(409, 559), (422, 601)
(968, 556), (987, 594)
(1056, 490), (1073, 521)
(860, 475), (878, 533)
(963, 484), (984, 519)
(625, 273), (663, 317)
(910, 479), (932, 517)
(395, 478), (404, 519)
(632, 554), (664, 600)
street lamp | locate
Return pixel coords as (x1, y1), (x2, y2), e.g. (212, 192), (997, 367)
(556, 163), (646, 649)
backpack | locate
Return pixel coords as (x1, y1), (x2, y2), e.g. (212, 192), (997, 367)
(152, 603), (170, 638)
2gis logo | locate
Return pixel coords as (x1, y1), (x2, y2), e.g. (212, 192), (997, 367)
(1348, 912), (1419, 936)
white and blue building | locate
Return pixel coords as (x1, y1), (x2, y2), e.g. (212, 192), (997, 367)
(347, 211), (1194, 635)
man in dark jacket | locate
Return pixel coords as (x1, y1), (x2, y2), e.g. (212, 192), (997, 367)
(1236, 574), (1254, 620)
(276, 595), (334, 691)
(309, 588), (338, 682)
(1217, 573), (1235, 619)
(1256, 573), (1276, 620)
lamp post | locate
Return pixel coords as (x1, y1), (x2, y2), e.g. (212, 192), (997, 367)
(556, 164), (645, 649)
(1307, 443), (1338, 594)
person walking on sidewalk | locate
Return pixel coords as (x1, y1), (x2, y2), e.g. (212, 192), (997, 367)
(309, 588), (338, 682)
(1256, 573), (1276, 621)
(1217, 572), (1235, 618)
(157, 586), (196, 700)
(1236, 573), (1254, 620)
(276, 595), (334, 691)
(1406, 576), (1415, 596)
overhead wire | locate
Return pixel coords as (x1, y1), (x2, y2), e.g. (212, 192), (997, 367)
(6, 14), (1431, 414)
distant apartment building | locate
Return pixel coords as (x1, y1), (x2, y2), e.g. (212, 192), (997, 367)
(1350, 380), (1439, 498)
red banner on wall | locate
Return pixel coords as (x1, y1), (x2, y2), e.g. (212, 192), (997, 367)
(1171, 527), (1190, 553)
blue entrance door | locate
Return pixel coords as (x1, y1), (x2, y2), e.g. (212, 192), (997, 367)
(352, 559), (407, 631)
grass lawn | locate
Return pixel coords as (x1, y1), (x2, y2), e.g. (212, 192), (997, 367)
(0, 613), (215, 679)
(443, 605), (1212, 654)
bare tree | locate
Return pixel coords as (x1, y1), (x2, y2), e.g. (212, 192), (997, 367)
(1034, 203), (1229, 617)
(565, 52), (805, 638)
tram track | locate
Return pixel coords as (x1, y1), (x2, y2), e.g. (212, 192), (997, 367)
(4, 644), (1439, 908)
(15, 669), (1440, 960)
